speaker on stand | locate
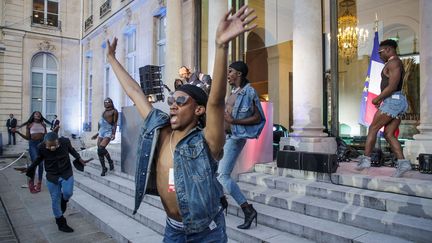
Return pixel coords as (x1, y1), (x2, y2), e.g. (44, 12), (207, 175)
(139, 65), (167, 103)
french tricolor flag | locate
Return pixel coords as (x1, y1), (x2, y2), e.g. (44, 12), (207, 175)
(359, 31), (384, 127)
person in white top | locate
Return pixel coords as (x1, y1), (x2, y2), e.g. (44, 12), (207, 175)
(15, 111), (51, 192)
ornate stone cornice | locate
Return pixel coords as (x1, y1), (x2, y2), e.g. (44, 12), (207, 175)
(38, 40), (56, 52)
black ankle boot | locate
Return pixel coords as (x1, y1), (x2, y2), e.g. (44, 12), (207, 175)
(101, 167), (108, 176)
(61, 194), (68, 213)
(237, 203), (257, 229)
(99, 156), (108, 176)
(105, 153), (114, 171)
(55, 216), (74, 233)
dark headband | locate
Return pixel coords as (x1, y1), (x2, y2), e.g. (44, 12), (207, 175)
(176, 84), (208, 106)
(229, 61), (249, 77)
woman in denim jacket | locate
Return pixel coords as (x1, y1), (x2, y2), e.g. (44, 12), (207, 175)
(106, 6), (257, 242)
(218, 61), (265, 230)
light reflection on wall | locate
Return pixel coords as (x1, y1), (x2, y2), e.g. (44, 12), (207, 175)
(231, 101), (273, 178)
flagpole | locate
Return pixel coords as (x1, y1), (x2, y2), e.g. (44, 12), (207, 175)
(374, 13), (379, 32)
(330, 0), (339, 137)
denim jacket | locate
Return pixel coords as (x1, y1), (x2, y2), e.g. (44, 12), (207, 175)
(231, 83), (266, 139)
(134, 109), (223, 234)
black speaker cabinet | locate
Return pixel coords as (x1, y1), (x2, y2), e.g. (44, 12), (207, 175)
(277, 151), (302, 170)
(302, 152), (338, 173)
(418, 153), (432, 173)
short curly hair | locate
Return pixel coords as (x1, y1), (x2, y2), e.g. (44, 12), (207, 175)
(379, 39), (398, 49)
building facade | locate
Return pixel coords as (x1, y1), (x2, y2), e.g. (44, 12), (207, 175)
(1, 0), (431, 163)
(0, 0), (81, 138)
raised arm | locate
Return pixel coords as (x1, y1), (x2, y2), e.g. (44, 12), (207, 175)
(106, 38), (153, 118)
(205, 5), (257, 158)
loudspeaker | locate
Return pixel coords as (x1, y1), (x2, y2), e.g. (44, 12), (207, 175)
(276, 151), (302, 170)
(418, 153), (432, 174)
(139, 65), (165, 102)
(276, 150), (338, 173)
(301, 152), (338, 173)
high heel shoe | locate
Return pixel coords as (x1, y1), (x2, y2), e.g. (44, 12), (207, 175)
(237, 203), (257, 229)
(101, 167), (108, 176)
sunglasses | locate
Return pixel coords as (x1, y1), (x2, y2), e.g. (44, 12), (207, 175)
(167, 95), (189, 106)
(167, 95), (190, 107)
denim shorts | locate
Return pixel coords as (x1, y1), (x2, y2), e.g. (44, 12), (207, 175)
(379, 91), (408, 118)
(98, 128), (112, 138)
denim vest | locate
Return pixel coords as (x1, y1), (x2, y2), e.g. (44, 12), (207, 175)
(134, 109), (223, 234)
(231, 83), (266, 139)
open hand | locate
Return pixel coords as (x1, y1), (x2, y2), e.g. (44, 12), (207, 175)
(80, 158), (93, 166)
(14, 167), (27, 173)
(372, 97), (381, 107)
(216, 5), (257, 46)
(107, 37), (118, 60)
(224, 111), (234, 124)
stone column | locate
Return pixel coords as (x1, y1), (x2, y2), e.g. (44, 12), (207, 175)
(280, 0), (336, 153)
(207, 0), (227, 76)
(165, 0), (182, 91)
(404, 0), (432, 163)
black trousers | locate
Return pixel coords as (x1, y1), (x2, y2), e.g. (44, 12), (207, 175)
(8, 130), (16, 145)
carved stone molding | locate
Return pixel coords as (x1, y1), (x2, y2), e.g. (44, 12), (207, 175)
(38, 40), (56, 52)
(126, 8), (132, 24)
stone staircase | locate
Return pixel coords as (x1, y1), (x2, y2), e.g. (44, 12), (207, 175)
(72, 147), (432, 242)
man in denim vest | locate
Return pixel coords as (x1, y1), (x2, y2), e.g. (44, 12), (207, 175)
(106, 6), (256, 242)
(218, 61), (265, 229)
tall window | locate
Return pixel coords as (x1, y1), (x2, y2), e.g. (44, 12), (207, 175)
(126, 31), (136, 79)
(84, 53), (93, 131)
(157, 15), (166, 74)
(32, 0), (59, 27)
(126, 30), (136, 105)
(104, 66), (110, 98)
(31, 53), (57, 121)
(102, 44), (110, 98)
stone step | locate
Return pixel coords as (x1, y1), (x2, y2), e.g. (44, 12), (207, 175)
(79, 145), (121, 163)
(78, 165), (135, 196)
(70, 187), (162, 243)
(76, 166), (413, 243)
(254, 162), (432, 199)
(225, 197), (413, 243)
(74, 168), (313, 243)
(239, 172), (432, 220)
(235, 180), (432, 242)
(84, 159), (132, 180)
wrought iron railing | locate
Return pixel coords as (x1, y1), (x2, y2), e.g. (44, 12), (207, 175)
(85, 15), (93, 31)
(100, 0), (111, 18)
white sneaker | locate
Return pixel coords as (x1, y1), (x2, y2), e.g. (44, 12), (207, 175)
(392, 159), (412, 178)
(356, 156), (371, 170)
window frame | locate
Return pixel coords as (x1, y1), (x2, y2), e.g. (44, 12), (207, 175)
(31, 52), (58, 121)
(157, 15), (167, 74)
(32, 0), (59, 27)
